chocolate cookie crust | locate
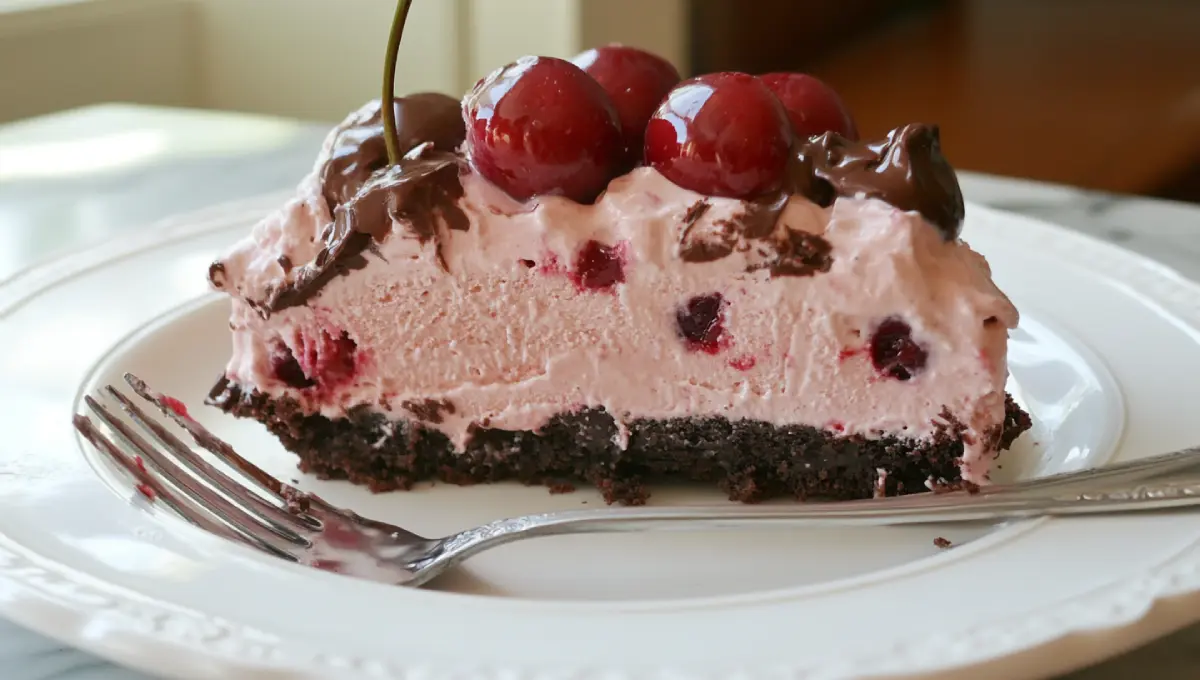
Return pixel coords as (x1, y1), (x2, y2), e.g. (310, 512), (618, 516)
(208, 377), (1031, 506)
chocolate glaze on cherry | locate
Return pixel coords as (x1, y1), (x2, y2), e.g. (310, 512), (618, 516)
(676, 293), (729, 353)
(644, 72), (794, 199)
(462, 56), (623, 204)
(248, 65), (965, 318)
(759, 73), (858, 140)
(794, 125), (964, 240)
(869, 318), (928, 381)
(571, 240), (625, 291)
(322, 93), (465, 210)
(571, 44), (681, 168)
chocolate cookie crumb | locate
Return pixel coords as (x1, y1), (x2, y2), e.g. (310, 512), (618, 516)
(401, 398), (456, 424)
(207, 378), (1031, 506)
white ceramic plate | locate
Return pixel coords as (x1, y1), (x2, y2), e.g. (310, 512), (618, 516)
(1, 196), (1199, 680)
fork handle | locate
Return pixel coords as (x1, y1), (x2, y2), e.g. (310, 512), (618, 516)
(545, 479), (1200, 529)
(961, 444), (1200, 495)
(436, 477), (1200, 562)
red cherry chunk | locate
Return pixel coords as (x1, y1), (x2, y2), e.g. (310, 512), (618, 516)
(645, 73), (794, 199)
(269, 330), (359, 389)
(676, 293), (728, 353)
(463, 56), (623, 204)
(759, 72), (858, 140)
(160, 396), (189, 418)
(869, 318), (927, 381)
(299, 330), (357, 387)
(571, 44), (681, 167)
(269, 341), (315, 389)
(570, 240), (625, 291)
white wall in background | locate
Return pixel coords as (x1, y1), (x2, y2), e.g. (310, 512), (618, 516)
(0, 0), (196, 124)
(0, 0), (690, 125)
(193, 0), (466, 123)
(200, 0), (691, 122)
(579, 0), (688, 75)
(466, 0), (689, 84)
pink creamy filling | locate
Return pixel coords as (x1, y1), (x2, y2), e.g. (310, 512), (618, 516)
(216, 165), (1018, 483)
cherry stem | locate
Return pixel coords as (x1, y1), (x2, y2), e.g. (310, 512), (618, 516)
(382, 0), (414, 165)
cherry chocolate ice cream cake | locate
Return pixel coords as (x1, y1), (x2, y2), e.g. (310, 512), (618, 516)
(205, 20), (1030, 505)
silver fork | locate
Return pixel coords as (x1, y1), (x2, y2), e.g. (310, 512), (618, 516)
(73, 373), (1200, 588)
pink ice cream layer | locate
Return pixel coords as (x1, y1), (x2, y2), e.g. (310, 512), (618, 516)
(215, 165), (1018, 484)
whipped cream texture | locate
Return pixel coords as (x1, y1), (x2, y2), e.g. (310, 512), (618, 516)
(211, 111), (1019, 483)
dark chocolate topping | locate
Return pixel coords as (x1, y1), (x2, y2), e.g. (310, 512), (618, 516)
(246, 93), (468, 316)
(739, 193), (790, 240)
(790, 124), (964, 239)
(678, 192), (832, 277)
(678, 124), (963, 269)
(678, 200), (735, 262)
(678, 221), (737, 263)
(263, 146), (468, 314)
(682, 200), (711, 228)
(760, 228), (834, 277)
(320, 93), (465, 211)
(235, 112), (961, 311)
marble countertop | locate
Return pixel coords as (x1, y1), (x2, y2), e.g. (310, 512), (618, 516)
(1, 104), (1198, 679)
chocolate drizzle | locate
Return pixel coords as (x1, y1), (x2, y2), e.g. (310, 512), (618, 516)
(264, 147), (468, 314)
(760, 227), (834, 277)
(678, 123), (963, 271)
(678, 200), (736, 263)
(401, 398), (456, 424)
(321, 93), (465, 210)
(253, 94), (468, 315)
(790, 123), (964, 239)
(234, 112), (963, 311)
(678, 192), (831, 277)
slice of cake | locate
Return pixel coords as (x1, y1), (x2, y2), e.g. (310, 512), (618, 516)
(206, 38), (1030, 505)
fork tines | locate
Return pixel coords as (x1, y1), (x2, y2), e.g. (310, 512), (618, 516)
(73, 373), (321, 561)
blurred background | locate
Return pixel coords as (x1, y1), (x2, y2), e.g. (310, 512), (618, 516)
(2, 0), (1199, 202)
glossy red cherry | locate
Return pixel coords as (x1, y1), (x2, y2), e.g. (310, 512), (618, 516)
(644, 72), (794, 199)
(463, 56), (623, 203)
(571, 44), (681, 167)
(758, 72), (858, 140)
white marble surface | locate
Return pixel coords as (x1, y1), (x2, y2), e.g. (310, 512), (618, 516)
(1, 104), (1198, 680)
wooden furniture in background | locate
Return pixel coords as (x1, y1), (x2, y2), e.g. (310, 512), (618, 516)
(691, 0), (1200, 202)
(688, 0), (925, 76)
